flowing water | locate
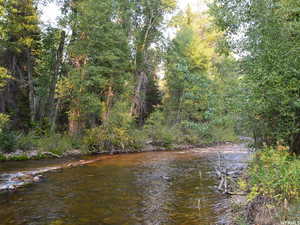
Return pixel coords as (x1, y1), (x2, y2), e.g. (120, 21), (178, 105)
(0, 144), (249, 225)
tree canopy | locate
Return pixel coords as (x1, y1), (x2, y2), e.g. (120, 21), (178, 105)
(0, 0), (299, 155)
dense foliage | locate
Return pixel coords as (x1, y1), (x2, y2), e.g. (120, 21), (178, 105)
(163, 9), (239, 143)
(245, 148), (300, 201)
(0, 0), (299, 163)
(0, 1), (299, 220)
(209, 1), (300, 220)
(209, 0), (300, 154)
(0, 0), (239, 155)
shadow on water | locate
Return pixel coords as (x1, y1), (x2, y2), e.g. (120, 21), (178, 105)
(0, 146), (248, 225)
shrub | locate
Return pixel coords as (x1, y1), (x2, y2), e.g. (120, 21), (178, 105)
(0, 114), (16, 153)
(83, 101), (141, 152)
(84, 125), (136, 152)
(7, 154), (30, 161)
(179, 120), (211, 143)
(210, 125), (238, 143)
(180, 120), (210, 137)
(0, 113), (9, 131)
(176, 128), (203, 145)
(0, 153), (6, 161)
(0, 130), (16, 153)
(16, 132), (38, 151)
(246, 147), (300, 201)
(36, 134), (73, 156)
(128, 129), (146, 149)
(144, 111), (177, 147)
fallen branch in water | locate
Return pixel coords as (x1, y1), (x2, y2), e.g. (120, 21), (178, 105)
(214, 151), (247, 195)
(42, 152), (61, 158)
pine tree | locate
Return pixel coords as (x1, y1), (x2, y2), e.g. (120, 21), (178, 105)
(0, 0), (41, 129)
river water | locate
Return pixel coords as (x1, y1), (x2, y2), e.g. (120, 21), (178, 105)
(0, 144), (249, 225)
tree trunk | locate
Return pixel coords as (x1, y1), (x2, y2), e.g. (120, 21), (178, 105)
(102, 85), (114, 121)
(131, 71), (148, 125)
(50, 98), (60, 132)
(291, 133), (300, 155)
(68, 55), (87, 135)
(131, 17), (154, 125)
(68, 105), (83, 136)
(26, 49), (36, 124)
(48, 31), (66, 131)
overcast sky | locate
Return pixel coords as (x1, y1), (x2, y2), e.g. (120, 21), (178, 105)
(41, 0), (208, 25)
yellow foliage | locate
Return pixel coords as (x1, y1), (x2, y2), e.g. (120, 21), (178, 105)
(0, 113), (10, 132)
(0, 67), (12, 89)
(276, 142), (289, 151)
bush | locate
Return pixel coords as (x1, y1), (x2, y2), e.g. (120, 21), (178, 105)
(179, 120), (211, 143)
(84, 125), (137, 152)
(36, 134), (74, 156)
(246, 147), (300, 201)
(128, 129), (147, 149)
(0, 113), (9, 131)
(210, 125), (238, 143)
(0, 153), (6, 161)
(16, 132), (38, 151)
(0, 113), (16, 153)
(144, 111), (178, 147)
(0, 130), (16, 153)
(7, 154), (30, 161)
(176, 128), (203, 145)
(83, 101), (142, 152)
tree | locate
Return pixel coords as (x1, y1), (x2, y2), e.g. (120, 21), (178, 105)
(127, 0), (176, 125)
(35, 27), (66, 131)
(210, 0), (300, 154)
(0, 0), (41, 129)
(58, 0), (131, 135)
(165, 11), (220, 125)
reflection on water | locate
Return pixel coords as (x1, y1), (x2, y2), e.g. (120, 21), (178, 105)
(0, 150), (237, 225)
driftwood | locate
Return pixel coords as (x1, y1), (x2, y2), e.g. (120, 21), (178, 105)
(214, 152), (247, 195)
(42, 152), (61, 158)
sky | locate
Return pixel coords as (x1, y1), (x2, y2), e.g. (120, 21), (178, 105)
(41, 0), (208, 25)
(178, 0), (208, 12)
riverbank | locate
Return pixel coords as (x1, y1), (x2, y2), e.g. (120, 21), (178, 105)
(228, 147), (300, 225)
(0, 141), (236, 162)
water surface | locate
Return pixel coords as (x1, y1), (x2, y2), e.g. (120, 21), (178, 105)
(0, 146), (248, 225)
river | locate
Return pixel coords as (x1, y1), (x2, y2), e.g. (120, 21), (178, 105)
(0, 144), (249, 225)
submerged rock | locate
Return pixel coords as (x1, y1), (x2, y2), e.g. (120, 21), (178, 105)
(33, 175), (43, 182)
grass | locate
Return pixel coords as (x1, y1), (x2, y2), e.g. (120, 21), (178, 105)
(0, 152), (59, 161)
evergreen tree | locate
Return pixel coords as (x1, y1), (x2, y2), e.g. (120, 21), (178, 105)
(0, 0), (41, 129)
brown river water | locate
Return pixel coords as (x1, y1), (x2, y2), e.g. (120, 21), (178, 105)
(0, 144), (249, 225)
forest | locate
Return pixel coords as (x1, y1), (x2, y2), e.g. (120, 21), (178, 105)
(0, 0), (300, 224)
(0, 0), (241, 154)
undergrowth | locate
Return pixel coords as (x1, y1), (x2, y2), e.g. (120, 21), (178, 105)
(236, 147), (300, 224)
(245, 147), (300, 202)
(0, 107), (238, 159)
